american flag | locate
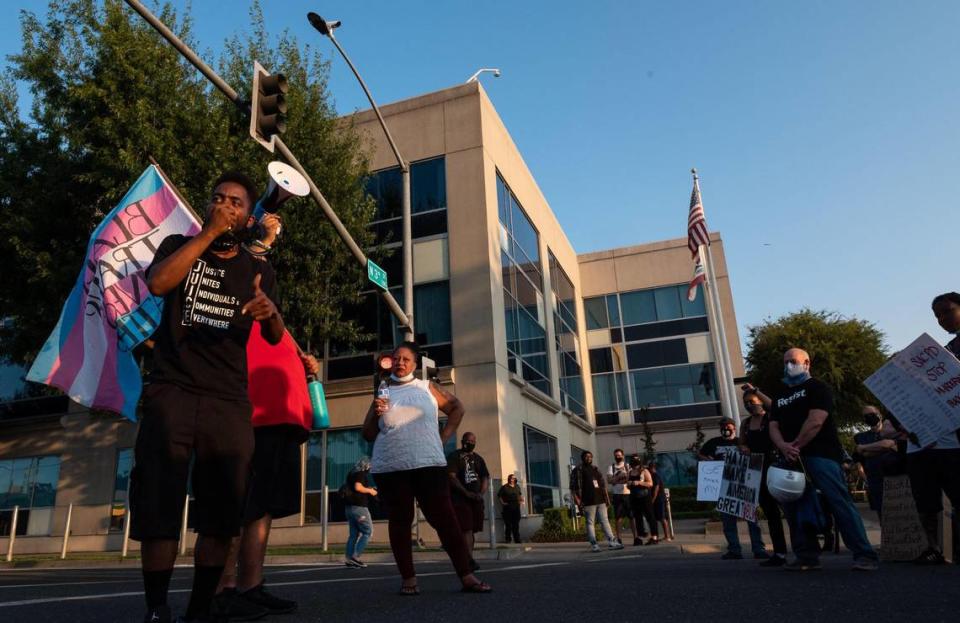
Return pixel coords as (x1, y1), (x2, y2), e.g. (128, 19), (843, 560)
(687, 175), (710, 258)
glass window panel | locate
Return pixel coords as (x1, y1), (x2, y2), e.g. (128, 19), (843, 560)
(524, 427), (559, 487)
(411, 157), (446, 213)
(626, 342), (662, 369)
(692, 364), (718, 402)
(113, 449), (133, 504)
(504, 291), (520, 355)
(375, 167), (402, 220)
(589, 348), (613, 374)
(595, 412), (620, 427)
(663, 365), (693, 385)
(606, 295), (621, 327)
(615, 372), (630, 410)
(412, 210), (448, 238)
(631, 368), (668, 407)
(371, 218), (402, 246)
(592, 373), (618, 412)
(497, 175), (510, 226)
(510, 197), (540, 264)
(584, 297), (608, 330)
(661, 339), (689, 366)
(620, 290), (656, 325)
(680, 285), (707, 317)
(414, 281), (451, 345)
(654, 287), (683, 321)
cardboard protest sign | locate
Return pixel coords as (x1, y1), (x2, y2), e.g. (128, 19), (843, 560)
(880, 475), (926, 561)
(696, 461), (724, 502)
(864, 333), (960, 447)
(716, 452), (763, 521)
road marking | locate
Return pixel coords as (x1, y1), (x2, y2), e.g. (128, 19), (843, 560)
(0, 562), (568, 608)
(586, 554), (645, 562)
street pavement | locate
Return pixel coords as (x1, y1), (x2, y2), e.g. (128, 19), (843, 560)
(1, 546), (958, 622)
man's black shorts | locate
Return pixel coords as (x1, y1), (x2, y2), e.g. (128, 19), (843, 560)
(129, 383), (254, 541)
(906, 448), (960, 514)
(244, 424), (306, 523)
(611, 493), (632, 518)
(452, 497), (485, 533)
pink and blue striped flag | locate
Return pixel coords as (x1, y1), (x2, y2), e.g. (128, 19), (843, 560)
(26, 165), (201, 420)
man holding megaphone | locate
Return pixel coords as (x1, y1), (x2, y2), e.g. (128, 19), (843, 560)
(130, 171), (285, 623)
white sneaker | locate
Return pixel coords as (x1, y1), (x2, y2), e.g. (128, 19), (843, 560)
(590, 543), (601, 552)
(608, 541), (624, 550)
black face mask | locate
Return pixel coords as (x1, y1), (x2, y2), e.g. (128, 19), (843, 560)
(209, 223), (260, 252)
(462, 442), (476, 452)
(864, 414), (880, 428)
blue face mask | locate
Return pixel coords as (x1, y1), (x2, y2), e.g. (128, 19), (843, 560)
(783, 362), (810, 386)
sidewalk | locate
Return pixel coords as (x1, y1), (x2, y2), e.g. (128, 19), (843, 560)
(1, 514), (883, 570)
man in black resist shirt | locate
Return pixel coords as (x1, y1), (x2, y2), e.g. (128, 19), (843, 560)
(131, 172), (285, 623)
(768, 348), (878, 571)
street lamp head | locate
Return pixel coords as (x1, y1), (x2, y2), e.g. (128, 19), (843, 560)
(307, 12), (340, 36)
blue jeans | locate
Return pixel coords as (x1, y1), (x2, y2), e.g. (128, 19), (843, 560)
(345, 505), (373, 560)
(784, 455), (878, 563)
(720, 512), (765, 555)
(583, 503), (615, 545)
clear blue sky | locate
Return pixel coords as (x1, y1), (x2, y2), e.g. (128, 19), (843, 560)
(2, 0), (957, 355)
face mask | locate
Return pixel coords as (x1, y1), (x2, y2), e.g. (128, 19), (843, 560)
(864, 414), (880, 428)
(462, 442), (476, 452)
(614, 457), (624, 464)
(721, 428), (734, 438)
(210, 231), (240, 251)
(783, 362), (810, 385)
(746, 403), (764, 415)
(390, 372), (415, 383)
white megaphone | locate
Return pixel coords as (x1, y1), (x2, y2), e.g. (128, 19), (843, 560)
(253, 161), (310, 221)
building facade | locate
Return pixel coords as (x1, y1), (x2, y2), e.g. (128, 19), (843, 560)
(0, 82), (743, 553)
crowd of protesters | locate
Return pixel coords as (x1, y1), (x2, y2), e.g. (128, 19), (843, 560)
(126, 176), (960, 623)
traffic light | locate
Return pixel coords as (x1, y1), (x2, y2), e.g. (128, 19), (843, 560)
(249, 61), (288, 152)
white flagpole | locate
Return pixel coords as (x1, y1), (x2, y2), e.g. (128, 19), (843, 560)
(693, 172), (741, 428)
(698, 246), (736, 426)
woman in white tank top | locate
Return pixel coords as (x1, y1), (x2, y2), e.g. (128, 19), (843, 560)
(361, 342), (492, 595)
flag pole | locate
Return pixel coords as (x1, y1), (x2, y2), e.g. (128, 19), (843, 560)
(693, 169), (740, 428)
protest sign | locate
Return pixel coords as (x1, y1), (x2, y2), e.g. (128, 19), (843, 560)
(864, 333), (960, 447)
(696, 461), (724, 501)
(880, 475), (926, 561)
(715, 452), (763, 521)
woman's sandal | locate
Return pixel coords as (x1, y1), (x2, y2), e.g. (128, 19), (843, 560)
(399, 584), (420, 596)
(460, 581), (493, 593)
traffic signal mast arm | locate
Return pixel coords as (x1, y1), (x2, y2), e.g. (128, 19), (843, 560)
(122, 0), (413, 335)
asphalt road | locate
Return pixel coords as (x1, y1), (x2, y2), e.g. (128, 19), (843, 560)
(1, 550), (958, 622)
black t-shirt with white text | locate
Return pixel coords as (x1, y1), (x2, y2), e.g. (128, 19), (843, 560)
(448, 449), (490, 500)
(146, 234), (278, 401)
(769, 377), (842, 462)
(700, 436), (740, 460)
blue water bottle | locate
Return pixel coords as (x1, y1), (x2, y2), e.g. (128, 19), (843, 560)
(308, 376), (330, 430)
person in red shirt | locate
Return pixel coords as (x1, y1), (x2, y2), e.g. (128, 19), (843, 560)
(215, 320), (319, 617)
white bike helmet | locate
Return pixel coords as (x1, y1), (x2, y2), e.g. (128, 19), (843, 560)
(766, 466), (806, 503)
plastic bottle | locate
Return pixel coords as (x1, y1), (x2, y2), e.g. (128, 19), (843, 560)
(377, 380), (390, 408)
(308, 376), (330, 430)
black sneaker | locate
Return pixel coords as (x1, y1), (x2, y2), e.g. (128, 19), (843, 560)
(210, 588), (268, 621)
(912, 548), (945, 566)
(144, 605), (172, 623)
(633, 538), (642, 546)
(348, 557), (368, 569)
(753, 551), (771, 560)
(240, 583), (298, 615)
(760, 555), (787, 567)
(784, 559), (822, 571)
(721, 552), (743, 560)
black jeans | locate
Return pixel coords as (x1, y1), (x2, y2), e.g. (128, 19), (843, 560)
(502, 505), (521, 543)
(759, 473), (788, 555)
(629, 495), (657, 539)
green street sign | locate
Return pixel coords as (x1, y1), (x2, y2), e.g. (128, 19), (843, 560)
(367, 259), (388, 291)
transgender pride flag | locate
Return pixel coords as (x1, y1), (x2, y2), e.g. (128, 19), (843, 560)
(27, 165), (201, 421)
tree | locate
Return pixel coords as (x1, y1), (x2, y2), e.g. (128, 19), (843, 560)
(0, 0), (375, 366)
(744, 309), (888, 428)
(638, 406), (657, 462)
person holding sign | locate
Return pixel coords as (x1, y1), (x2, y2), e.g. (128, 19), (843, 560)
(739, 391), (789, 566)
(768, 348), (879, 571)
(699, 418), (767, 560)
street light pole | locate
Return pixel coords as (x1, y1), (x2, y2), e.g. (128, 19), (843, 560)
(307, 13), (414, 342)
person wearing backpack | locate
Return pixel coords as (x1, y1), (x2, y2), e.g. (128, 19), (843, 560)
(344, 458), (378, 568)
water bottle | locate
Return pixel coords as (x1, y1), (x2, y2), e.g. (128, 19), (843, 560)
(308, 376), (330, 430)
(377, 380), (390, 409)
